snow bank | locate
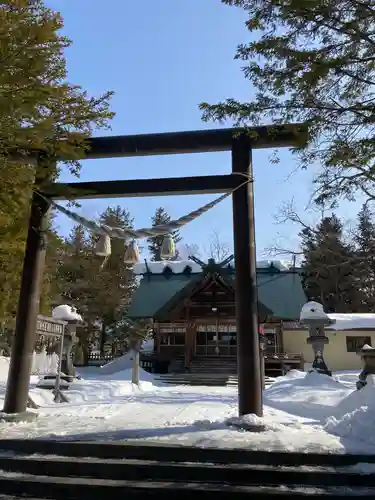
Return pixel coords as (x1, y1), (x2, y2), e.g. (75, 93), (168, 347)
(226, 413), (267, 430)
(264, 370), (351, 421)
(269, 369), (340, 388)
(99, 351), (156, 381)
(0, 357), (10, 383)
(65, 376), (158, 404)
(99, 351), (134, 375)
(102, 367), (155, 383)
(324, 382), (375, 446)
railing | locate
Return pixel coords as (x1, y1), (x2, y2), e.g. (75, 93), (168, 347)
(195, 345), (237, 356)
(264, 352), (302, 361)
(75, 352), (124, 366)
(159, 345), (185, 356)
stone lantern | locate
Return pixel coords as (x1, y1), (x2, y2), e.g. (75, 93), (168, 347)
(51, 304), (84, 382)
(356, 344), (375, 390)
(300, 301), (335, 376)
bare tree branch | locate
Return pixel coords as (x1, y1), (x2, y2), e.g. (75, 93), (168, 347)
(204, 230), (232, 262)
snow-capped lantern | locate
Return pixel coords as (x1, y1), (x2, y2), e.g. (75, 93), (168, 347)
(52, 304), (84, 381)
(357, 344), (375, 390)
(300, 301), (335, 377)
(300, 301), (329, 322)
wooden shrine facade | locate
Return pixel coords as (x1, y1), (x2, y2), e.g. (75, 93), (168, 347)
(130, 258), (307, 375)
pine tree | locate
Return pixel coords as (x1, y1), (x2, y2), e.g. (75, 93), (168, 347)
(56, 206), (137, 357)
(55, 225), (92, 307)
(147, 207), (182, 261)
(0, 0), (113, 331)
(353, 204), (375, 311)
(94, 206), (136, 352)
(200, 0), (375, 204)
(54, 224), (96, 364)
(300, 214), (361, 312)
(0, 0), (114, 178)
(39, 211), (65, 316)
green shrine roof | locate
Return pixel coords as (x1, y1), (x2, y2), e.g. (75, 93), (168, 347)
(128, 260), (306, 321)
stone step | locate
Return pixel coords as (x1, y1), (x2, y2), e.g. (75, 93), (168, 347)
(0, 447), (371, 498)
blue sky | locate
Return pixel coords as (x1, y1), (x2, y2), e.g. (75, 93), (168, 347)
(48, 0), (363, 260)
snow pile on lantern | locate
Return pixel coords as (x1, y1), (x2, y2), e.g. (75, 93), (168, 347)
(52, 304), (83, 322)
(300, 301), (329, 322)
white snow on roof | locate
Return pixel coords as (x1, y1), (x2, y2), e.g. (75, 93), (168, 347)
(298, 302), (375, 331)
(134, 260), (203, 275)
(326, 313), (375, 331)
(257, 260), (291, 271)
(134, 259), (293, 275)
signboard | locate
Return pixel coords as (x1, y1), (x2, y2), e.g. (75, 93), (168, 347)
(36, 315), (66, 338)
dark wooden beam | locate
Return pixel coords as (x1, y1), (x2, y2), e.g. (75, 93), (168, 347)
(42, 174), (242, 200)
(7, 124), (307, 164)
(82, 123), (307, 159)
(190, 302), (235, 307)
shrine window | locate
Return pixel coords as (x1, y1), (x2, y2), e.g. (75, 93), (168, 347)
(159, 332), (185, 346)
(346, 336), (371, 353)
(170, 333), (185, 345)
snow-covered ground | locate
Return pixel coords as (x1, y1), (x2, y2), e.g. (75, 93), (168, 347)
(0, 356), (374, 457)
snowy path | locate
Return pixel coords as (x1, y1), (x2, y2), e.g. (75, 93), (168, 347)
(0, 381), (354, 454)
(0, 360), (374, 459)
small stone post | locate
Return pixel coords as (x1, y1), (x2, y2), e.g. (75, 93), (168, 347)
(300, 301), (335, 377)
(356, 344), (375, 390)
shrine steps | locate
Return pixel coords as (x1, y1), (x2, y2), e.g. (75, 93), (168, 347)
(189, 356), (237, 375)
(154, 373), (274, 387)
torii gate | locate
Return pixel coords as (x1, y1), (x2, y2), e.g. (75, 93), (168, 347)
(2, 124), (307, 420)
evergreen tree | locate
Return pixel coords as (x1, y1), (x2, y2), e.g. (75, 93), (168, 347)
(0, 163), (33, 326)
(0, 0), (113, 178)
(0, 0), (113, 332)
(54, 224), (95, 364)
(39, 211), (65, 316)
(94, 206), (136, 352)
(147, 207), (182, 261)
(0, 166), (64, 328)
(56, 206), (137, 358)
(200, 0), (375, 204)
(353, 204), (375, 311)
(300, 214), (361, 312)
(55, 225), (92, 307)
